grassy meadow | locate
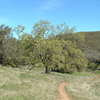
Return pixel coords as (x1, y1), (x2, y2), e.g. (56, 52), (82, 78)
(0, 66), (99, 100)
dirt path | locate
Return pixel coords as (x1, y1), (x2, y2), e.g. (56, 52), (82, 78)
(57, 82), (71, 100)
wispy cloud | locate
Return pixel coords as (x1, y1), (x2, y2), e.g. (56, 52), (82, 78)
(40, 0), (63, 11)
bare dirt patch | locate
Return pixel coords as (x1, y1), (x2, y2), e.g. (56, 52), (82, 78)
(57, 82), (71, 100)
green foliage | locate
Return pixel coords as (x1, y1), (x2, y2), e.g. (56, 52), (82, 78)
(0, 21), (90, 73)
(32, 38), (88, 73)
(0, 25), (11, 64)
(56, 23), (76, 35)
(32, 20), (53, 38)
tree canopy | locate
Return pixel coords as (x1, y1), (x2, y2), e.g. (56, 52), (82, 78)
(1, 20), (98, 73)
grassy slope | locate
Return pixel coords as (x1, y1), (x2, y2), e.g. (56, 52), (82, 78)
(0, 67), (100, 100)
(57, 31), (100, 62)
(56, 31), (100, 51)
(78, 31), (100, 50)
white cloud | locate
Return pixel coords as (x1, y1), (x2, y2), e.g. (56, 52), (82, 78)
(40, 0), (63, 11)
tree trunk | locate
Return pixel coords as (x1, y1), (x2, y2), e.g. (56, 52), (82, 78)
(0, 56), (3, 64)
(76, 65), (81, 72)
(45, 65), (49, 73)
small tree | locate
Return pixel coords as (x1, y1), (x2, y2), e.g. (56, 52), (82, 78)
(33, 39), (53, 73)
(32, 20), (54, 73)
(32, 20), (52, 38)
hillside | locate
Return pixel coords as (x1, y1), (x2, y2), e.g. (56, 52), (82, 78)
(56, 31), (100, 63)
(78, 31), (100, 51)
(78, 31), (100, 63)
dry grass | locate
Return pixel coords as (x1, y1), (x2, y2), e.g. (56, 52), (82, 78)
(66, 72), (100, 100)
(0, 66), (100, 100)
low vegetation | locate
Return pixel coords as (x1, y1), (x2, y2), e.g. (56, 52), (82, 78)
(0, 67), (99, 100)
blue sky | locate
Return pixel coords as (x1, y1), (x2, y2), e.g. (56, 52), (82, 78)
(0, 0), (100, 32)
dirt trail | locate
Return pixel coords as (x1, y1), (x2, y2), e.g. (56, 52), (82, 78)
(57, 82), (71, 100)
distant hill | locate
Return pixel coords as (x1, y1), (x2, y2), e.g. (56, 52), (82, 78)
(77, 31), (100, 51)
(56, 31), (100, 63)
(77, 31), (100, 63)
(56, 31), (100, 50)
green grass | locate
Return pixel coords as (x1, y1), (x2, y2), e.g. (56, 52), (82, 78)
(94, 70), (100, 74)
(0, 66), (100, 100)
